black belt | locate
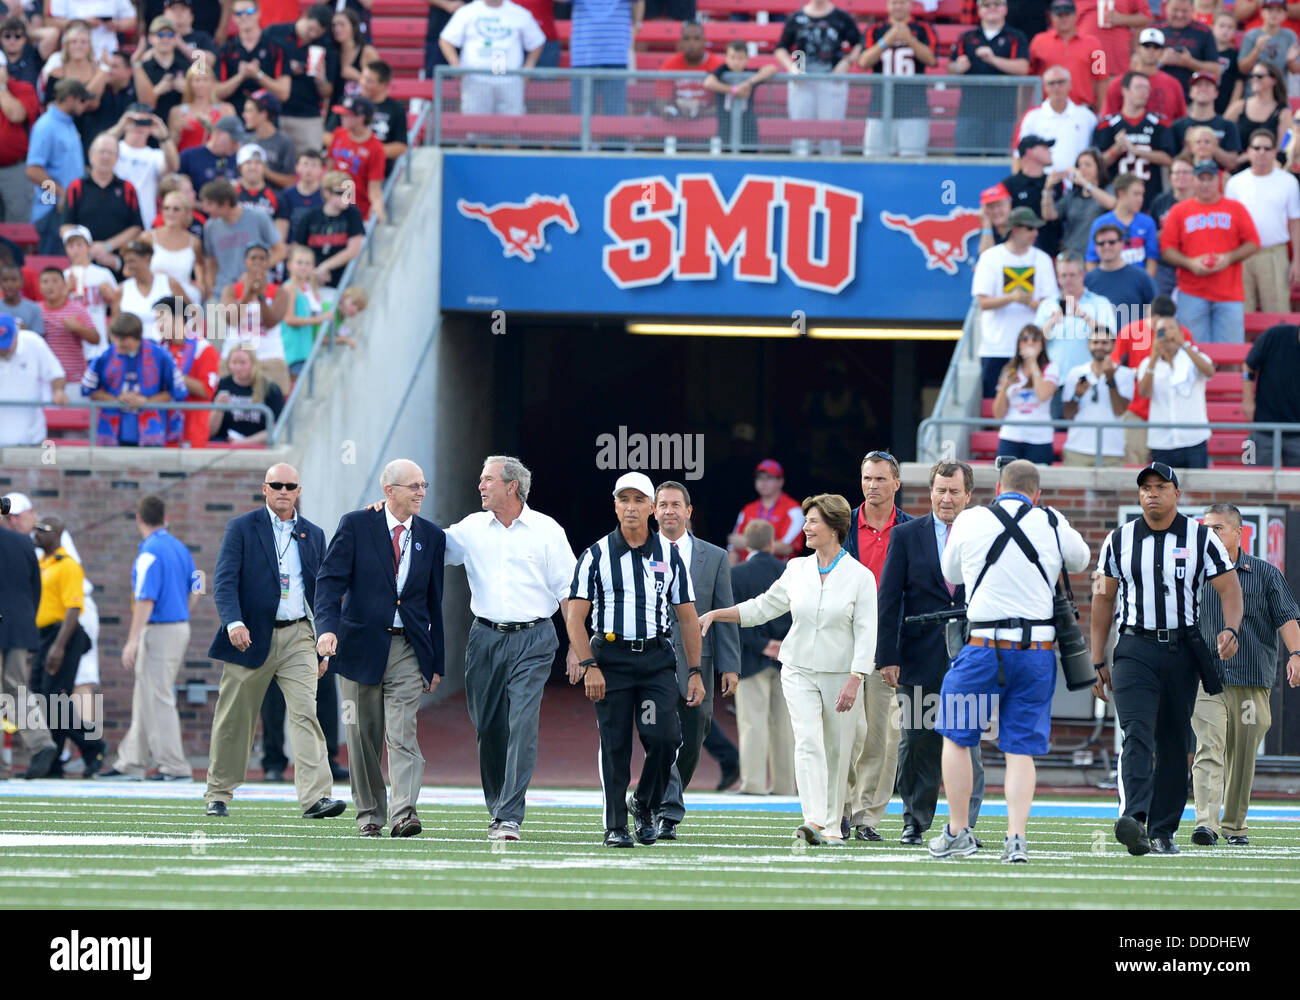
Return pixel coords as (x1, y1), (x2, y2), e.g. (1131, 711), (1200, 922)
(273, 616), (309, 629)
(595, 634), (667, 652)
(1120, 625), (1196, 643)
(476, 617), (546, 633)
(386, 626), (406, 636)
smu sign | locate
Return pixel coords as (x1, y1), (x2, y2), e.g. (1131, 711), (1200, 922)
(441, 153), (1006, 320)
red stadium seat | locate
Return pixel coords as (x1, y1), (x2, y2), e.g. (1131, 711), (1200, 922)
(591, 115), (718, 140)
(1199, 343), (1250, 365)
(0, 223), (38, 249)
(980, 398), (994, 418)
(1245, 311), (1296, 334)
(438, 112), (583, 141)
(27, 254), (70, 271)
(1207, 402), (1245, 423)
(44, 408), (90, 432)
(1206, 372), (1242, 399)
(970, 430), (999, 457)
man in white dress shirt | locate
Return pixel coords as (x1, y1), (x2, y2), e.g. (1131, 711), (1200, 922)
(446, 456), (578, 842)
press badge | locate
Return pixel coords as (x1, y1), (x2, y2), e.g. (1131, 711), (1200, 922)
(280, 573), (291, 600)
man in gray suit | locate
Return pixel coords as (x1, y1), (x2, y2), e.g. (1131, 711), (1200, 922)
(636, 480), (740, 841)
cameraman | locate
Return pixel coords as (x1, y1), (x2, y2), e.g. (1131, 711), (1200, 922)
(931, 459), (1090, 862)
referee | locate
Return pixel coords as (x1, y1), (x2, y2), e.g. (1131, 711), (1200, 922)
(566, 472), (706, 848)
(1092, 463), (1243, 857)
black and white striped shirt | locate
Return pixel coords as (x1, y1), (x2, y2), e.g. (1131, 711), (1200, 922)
(570, 529), (696, 640)
(1198, 552), (1300, 689)
(1097, 513), (1233, 630)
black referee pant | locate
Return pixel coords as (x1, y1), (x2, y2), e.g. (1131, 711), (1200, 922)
(592, 638), (682, 833)
(1112, 633), (1200, 840)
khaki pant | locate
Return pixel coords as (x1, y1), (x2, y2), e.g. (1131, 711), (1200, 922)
(1242, 243), (1290, 314)
(1122, 409), (1150, 467)
(279, 115), (325, 159)
(1061, 449), (1125, 467)
(339, 634), (425, 831)
(1191, 684), (1272, 838)
(113, 621), (192, 777)
(0, 647), (56, 778)
(735, 667), (795, 795)
(843, 669), (901, 828)
(782, 663), (855, 831)
(205, 620), (332, 811)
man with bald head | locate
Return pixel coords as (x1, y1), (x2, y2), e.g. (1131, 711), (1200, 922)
(316, 459), (447, 838)
(204, 463), (345, 820)
(61, 131), (144, 273)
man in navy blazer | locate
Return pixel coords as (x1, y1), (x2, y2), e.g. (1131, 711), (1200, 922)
(316, 458), (446, 838)
(876, 460), (985, 845)
(204, 464), (345, 821)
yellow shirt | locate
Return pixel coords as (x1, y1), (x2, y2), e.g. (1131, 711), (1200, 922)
(37, 547), (85, 629)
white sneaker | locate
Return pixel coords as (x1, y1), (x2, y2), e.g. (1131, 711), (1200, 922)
(489, 821), (521, 841)
(928, 824), (979, 859)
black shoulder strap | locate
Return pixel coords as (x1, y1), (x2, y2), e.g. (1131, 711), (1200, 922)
(1044, 506), (1075, 602)
(968, 502), (1049, 603)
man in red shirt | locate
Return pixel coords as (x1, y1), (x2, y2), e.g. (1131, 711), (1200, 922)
(1103, 28), (1188, 122)
(1112, 293), (1195, 464)
(727, 459), (805, 564)
(327, 95), (385, 224)
(1029, 0), (1106, 110)
(1161, 159), (1259, 344)
(0, 60), (41, 224)
(1073, 0), (1152, 81)
(154, 295), (219, 449)
(655, 21), (725, 119)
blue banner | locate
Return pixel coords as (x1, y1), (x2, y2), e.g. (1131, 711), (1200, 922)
(441, 153), (1007, 321)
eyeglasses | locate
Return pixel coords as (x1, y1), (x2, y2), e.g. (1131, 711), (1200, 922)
(1, 31), (26, 39)
(1095, 237), (1121, 246)
(234, 6), (257, 14)
(396, 481), (429, 492)
(156, 29), (175, 37)
(979, 1), (1007, 6)
(1249, 72), (1270, 79)
(130, 117), (153, 126)
(1044, 78), (1069, 85)
(1139, 42), (1163, 48)
(1020, 333), (1043, 341)
(265, 481), (299, 491)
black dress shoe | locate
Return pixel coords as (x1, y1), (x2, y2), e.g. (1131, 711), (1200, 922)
(205, 801), (229, 817)
(603, 828), (635, 848)
(264, 769), (285, 782)
(1115, 816), (1151, 856)
(1226, 835), (1250, 846)
(22, 746), (57, 779)
(329, 762), (350, 781)
(303, 797), (347, 819)
(360, 824), (382, 837)
(840, 816), (850, 840)
(391, 815), (422, 838)
(900, 826), (924, 846)
(716, 764), (740, 791)
(1149, 836), (1179, 855)
(1191, 826), (1218, 846)
(854, 826), (883, 842)
(82, 741), (107, 779)
(626, 791), (657, 845)
(656, 818), (678, 841)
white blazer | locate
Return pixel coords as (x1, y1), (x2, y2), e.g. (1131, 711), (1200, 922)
(737, 551), (877, 675)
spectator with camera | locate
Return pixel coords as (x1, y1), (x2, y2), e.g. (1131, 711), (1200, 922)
(109, 104), (179, 228)
(1136, 312), (1216, 468)
(1060, 327), (1135, 466)
(1039, 148), (1116, 254)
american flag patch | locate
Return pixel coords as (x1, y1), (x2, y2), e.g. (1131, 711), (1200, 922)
(647, 560), (670, 574)
(1173, 547), (1191, 559)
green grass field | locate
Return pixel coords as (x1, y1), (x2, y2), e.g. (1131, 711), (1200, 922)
(3, 796), (1300, 908)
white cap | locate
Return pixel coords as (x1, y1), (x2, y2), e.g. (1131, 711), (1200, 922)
(3, 492), (33, 515)
(236, 143), (266, 166)
(612, 472), (655, 499)
(1139, 27), (1166, 45)
(61, 225), (93, 246)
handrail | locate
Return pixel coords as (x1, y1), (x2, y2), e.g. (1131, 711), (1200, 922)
(916, 415), (1300, 469)
(269, 102), (434, 447)
(0, 397), (276, 449)
(918, 299), (980, 461)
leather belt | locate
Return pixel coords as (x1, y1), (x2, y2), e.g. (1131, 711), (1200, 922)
(386, 626), (406, 636)
(968, 637), (1055, 651)
(1120, 625), (1194, 643)
(273, 616), (309, 629)
(476, 617), (545, 633)
(595, 635), (667, 652)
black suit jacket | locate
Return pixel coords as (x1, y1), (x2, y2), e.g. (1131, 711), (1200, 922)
(730, 551), (790, 679)
(0, 527), (40, 651)
(207, 507), (326, 668)
(314, 508), (446, 686)
(875, 513), (966, 689)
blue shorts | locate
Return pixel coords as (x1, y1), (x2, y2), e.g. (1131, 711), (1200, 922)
(935, 644), (1057, 756)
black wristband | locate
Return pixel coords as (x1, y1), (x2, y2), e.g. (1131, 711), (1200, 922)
(1223, 626), (1239, 639)
(1093, 662), (1106, 670)
(688, 667), (703, 676)
(1289, 650), (1300, 659)
(578, 658), (597, 668)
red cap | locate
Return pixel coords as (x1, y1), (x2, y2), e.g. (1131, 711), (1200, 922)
(755, 459), (784, 478)
(980, 182), (1011, 206)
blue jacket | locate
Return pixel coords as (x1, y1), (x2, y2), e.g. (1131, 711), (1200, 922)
(729, 551), (790, 678)
(314, 508), (446, 685)
(875, 513), (966, 689)
(0, 527), (40, 651)
(207, 507), (326, 668)
(843, 502), (914, 565)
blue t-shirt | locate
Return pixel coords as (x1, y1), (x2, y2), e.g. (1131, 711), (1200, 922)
(1085, 211), (1159, 267)
(27, 108), (85, 223)
(132, 527), (199, 623)
(1084, 264), (1157, 319)
(570, 0), (633, 67)
(276, 185), (324, 231)
(179, 145), (237, 191)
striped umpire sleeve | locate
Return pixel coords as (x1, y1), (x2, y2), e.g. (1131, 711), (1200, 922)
(666, 539), (695, 605)
(1200, 522), (1233, 579)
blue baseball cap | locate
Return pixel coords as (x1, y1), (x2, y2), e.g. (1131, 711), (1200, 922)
(0, 314), (17, 351)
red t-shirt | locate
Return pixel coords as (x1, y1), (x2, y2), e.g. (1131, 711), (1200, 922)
(1160, 195), (1260, 302)
(1071, 0), (1149, 82)
(1112, 320), (1196, 419)
(855, 504), (898, 584)
(39, 299), (94, 385)
(1029, 28), (1107, 107)
(0, 80), (41, 167)
(1102, 70), (1186, 124)
(514, 0), (557, 40)
(168, 338), (220, 449)
(328, 127), (385, 221)
(733, 493), (806, 562)
(655, 52), (727, 113)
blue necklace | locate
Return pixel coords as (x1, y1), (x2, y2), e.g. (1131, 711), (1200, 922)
(818, 548), (846, 575)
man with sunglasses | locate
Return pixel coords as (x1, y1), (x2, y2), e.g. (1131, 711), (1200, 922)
(204, 465), (344, 819)
(215, 0), (288, 106)
(133, 15), (187, 125)
(1224, 128), (1300, 312)
(1083, 221), (1156, 321)
(0, 15), (51, 87)
(316, 459), (447, 838)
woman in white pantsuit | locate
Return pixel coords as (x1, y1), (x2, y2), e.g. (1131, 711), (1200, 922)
(702, 493), (877, 846)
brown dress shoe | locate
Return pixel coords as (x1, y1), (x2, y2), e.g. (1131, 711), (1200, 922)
(391, 815), (423, 838)
(359, 824), (382, 838)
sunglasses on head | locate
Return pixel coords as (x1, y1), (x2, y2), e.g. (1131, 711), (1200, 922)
(266, 481), (299, 491)
(863, 449), (896, 464)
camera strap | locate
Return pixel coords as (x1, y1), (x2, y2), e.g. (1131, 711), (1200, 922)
(968, 502), (1054, 649)
(1043, 506), (1076, 605)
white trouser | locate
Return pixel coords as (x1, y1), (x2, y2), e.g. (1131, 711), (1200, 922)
(461, 74), (526, 115)
(863, 117), (930, 157)
(781, 663), (855, 831)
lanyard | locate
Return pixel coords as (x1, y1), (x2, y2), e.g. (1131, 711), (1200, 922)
(393, 523), (412, 578)
(274, 518), (297, 566)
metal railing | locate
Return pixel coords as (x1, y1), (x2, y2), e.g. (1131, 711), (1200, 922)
(917, 415), (1300, 469)
(430, 67), (1040, 156)
(0, 398), (276, 448)
(269, 103), (433, 446)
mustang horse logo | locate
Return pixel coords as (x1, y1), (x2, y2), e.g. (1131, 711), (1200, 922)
(457, 194), (579, 262)
(878, 208), (983, 276)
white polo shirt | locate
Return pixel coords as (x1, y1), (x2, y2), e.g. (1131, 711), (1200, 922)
(0, 329), (66, 446)
(1014, 99), (1099, 175)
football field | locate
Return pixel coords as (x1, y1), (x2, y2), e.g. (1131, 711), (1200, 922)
(3, 784), (1299, 909)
